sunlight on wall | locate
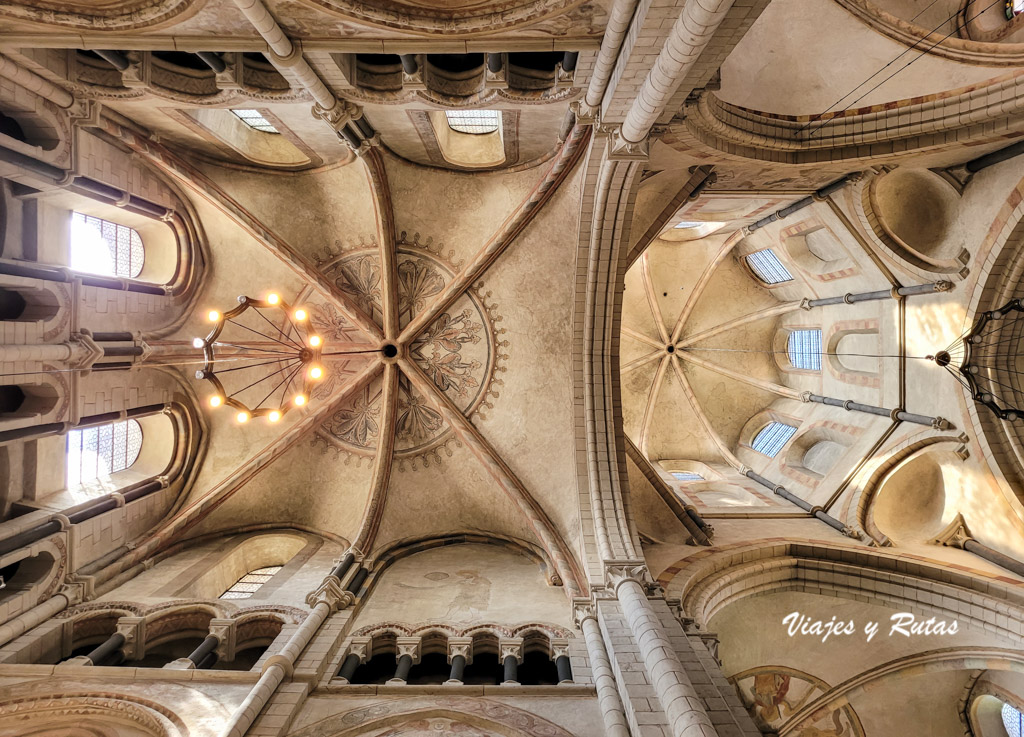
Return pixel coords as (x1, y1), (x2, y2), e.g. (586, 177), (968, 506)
(939, 458), (1024, 559)
(905, 298), (967, 359)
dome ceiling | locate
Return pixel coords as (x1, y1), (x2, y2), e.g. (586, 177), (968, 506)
(620, 229), (784, 465)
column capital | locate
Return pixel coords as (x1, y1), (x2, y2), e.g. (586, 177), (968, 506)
(115, 616), (146, 661)
(313, 98), (361, 133)
(395, 636), (421, 663)
(573, 600), (596, 628)
(305, 576), (354, 612)
(347, 636), (371, 662)
(447, 636), (473, 663)
(549, 637), (570, 660)
(607, 127), (649, 161)
(932, 513), (973, 549)
(209, 618), (236, 661)
(498, 637), (524, 663)
(604, 562), (654, 594)
(569, 101), (600, 127)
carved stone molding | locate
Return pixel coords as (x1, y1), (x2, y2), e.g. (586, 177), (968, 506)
(932, 513), (973, 549)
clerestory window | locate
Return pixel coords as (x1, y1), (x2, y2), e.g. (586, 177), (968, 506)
(66, 419), (143, 489)
(751, 422), (798, 458)
(231, 109), (279, 134)
(70, 213), (144, 279)
(787, 329), (822, 371)
(745, 249), (794, 284)
(219, 566), (283, 600)
(445, 110), (501, 134)
(1004, 703), (1023, 737)
(671, 471), (704, 482)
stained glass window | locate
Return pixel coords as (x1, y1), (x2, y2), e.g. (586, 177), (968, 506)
(751, 422), (798, 458)
(787, 329), (822, 371)
(71, 213), (144, 279)
(66, 419), (143, 488)
(445, 110), (501, 135)
(745, 249), (794, 284)
(671, 471), (703, 481)
(231, 109), (279, 133)
(219, 566), (283, 600)
(1003, 703), (1023, 737)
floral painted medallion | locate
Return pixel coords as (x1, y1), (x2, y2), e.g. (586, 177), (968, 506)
(311, 234), (507, 469)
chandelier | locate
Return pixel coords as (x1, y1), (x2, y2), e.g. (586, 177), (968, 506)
(191, 293), (331, 423)
(930, 298), (1024, 422)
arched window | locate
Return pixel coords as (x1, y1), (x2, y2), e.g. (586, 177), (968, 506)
(745, 249), (793, 284)
(66, 419), (143, 488)
(751, 421), (798, 457)
(445, 110), (501, 134)
(70, 212), (144, 279)
(674, 221), (703, 229)
(1004, 703), (1023, 737)
(219, 566), (282, 600)
(787, 329), (822, 370)
(671, 471), (703, 482)
(231, 109), (279, 134)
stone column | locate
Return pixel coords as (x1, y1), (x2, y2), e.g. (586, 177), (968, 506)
(76, 632), (125, 666)
(337, 638), (368, 683)
(575, 603), (630, 737)
(806, 281), (952, 307)
(609, 565), (716, 737)
(934, 514), (1024, 578)
(551, 638), (573, 684)
(803, 393), (950, 429)
(446, 637), (472, 684)
(388, 637), (420, 684)
(220, 577), (352, 737)
(500, 638), (523, 685)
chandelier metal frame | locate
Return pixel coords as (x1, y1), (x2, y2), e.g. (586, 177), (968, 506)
(193, 294), (322, 423)
(932, 297), (1024, 422)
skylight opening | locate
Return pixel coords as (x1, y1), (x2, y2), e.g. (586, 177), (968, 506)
(231, 109), (279, 134)
(745, 249), (794, 284)
(71, 213), (144, 279)
(751, 422), (798, 458)
(445, 110), (501, 135)
(220, 566), (283, 599)
(66, 419), (143, 489)
(787, 329), (823, 371)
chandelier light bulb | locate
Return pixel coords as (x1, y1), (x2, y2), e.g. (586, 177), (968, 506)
(207, 310), (220, 322)
(267, 293), (280, 305)
(294, 308), (307, 321)
(294, 394), (307, 406)
(192, 337), (205, 349)
(209, 395), (223, 408)
(236, 411), (250, 423)
(268, 410), (282, 422)
(309, 335), (321, 347)
(309, 366), (323, 380)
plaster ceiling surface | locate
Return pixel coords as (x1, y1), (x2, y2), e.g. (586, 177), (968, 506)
(165, 136), (588, 591)
(620, 231), (785, 464)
